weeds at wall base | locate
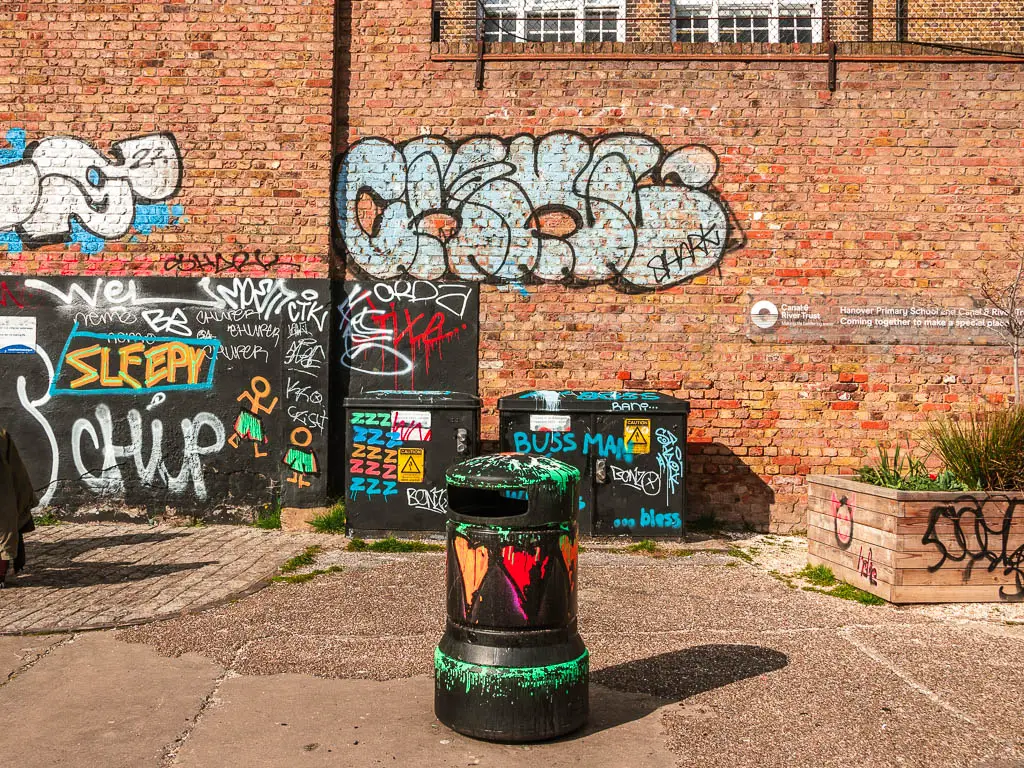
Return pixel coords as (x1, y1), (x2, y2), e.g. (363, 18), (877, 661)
(310, 503), (347, 534)
(346, 537), (444, 553)
(254, 499), (283, 530)
(33, 511), (61, 526)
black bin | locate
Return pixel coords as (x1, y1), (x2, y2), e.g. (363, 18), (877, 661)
(498, 390), (690, 537)
(343, 390), (480, 534)
(435, 454), (588, 742)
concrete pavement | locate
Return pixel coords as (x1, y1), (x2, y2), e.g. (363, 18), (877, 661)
(2, 534), (1023, 767)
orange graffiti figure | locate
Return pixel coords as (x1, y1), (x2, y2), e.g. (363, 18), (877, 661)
(282, 427), (319, 488)
(228, 376), (278, 458)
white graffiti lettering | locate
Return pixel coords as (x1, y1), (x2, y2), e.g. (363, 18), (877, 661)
(0, 132), (182, 247)
(406, 487), (448, 515)
(339, 285), (414, 377)
(71, 404), (225, 500)
(336, 132), (734, 291)
(656, 428), (684, 505)
(609, 465), (662, 496)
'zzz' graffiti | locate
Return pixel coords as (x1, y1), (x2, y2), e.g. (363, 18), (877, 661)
(0, 128), (184, 254)
(336, 132), (740, 292)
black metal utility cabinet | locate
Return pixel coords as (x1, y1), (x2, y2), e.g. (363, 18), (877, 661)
(344, 390), (480, 534)
(497, 390), (689, 537)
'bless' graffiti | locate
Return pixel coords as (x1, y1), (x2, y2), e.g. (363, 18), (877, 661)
(336, 132), (739, 292)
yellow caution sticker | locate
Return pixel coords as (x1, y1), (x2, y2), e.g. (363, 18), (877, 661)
(397, 447), (425, 483)
(624, 418), (651, 455)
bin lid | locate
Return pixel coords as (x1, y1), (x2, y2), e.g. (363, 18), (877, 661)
(497, 390), (690, 414)
(344, 390), (480, 409)
(446, 453), (579, 494)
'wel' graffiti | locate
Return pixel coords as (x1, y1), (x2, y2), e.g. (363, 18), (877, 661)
(0, 129), (183, 254)
(336, 132), (739, 292)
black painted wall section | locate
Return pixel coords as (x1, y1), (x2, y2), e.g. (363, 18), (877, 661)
(328, 278), (480, 499)
(0, 276), (331, 519)
(337, 279), (479, 394)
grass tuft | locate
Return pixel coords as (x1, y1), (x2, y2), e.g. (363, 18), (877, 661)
(273, 565), (343, 585)
(726, 546), (754, 563)
(253, 501), (282, 530)
(827, 583), (887, 605)
(346, 537), (443, 553)
(625, 539), (660, 554)
(280, 545), (323, 573)
(33, 510), (61, 526)
(797, 563), (838, 587)
(310, 503), (347, 534)
(796, 564), (886, 605)
(927, 408), (1024, 491)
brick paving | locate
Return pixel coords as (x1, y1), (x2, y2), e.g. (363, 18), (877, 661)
(0, 523), (315, 635)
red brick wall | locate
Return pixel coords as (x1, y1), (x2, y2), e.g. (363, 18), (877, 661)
(339, 1), (1024, 531)
(0, 0), (334, 278)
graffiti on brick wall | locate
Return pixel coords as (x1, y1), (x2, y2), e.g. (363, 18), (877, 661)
(923, 497), (1024, 601)
(0, 128), (184, 254)
(338, 279), (479, 392)
(0, 277), (328, 516)
(335, 132), (739, 292)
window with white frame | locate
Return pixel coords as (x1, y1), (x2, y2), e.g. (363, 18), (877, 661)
(672, 0), (822, 43)
(481, 0), (626, 42)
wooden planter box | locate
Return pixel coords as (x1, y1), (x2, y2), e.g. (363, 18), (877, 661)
(807, 475), (1024, 604)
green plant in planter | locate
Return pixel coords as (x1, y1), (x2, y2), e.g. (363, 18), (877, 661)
(927, 408), (1024, 491)
(856, 439), (966, 491)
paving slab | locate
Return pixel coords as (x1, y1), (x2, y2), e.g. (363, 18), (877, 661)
(0, 523), (316, 634)
(0, 634), (62, 679)
(0, 632), (223, 768)
(173, 675), (676, 768)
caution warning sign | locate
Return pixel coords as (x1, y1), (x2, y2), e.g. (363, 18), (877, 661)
(398, 447), (425, 483)
(624, 418), (651, 455)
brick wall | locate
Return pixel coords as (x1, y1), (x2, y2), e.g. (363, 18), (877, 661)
(0, 0), (334, 278)
(339, 0), (1024, 531)
(900, 0), (1024, 44)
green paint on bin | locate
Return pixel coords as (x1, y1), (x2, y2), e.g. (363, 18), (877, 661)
(434, 647), (589, 697)
(452, 521), (571, 539)
(446, 454), (580, 495)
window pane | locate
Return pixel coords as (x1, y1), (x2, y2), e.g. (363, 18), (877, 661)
(525, 10), (576, 42)
(675, 12), (710, 42)
(483, 12), (516, 42)
(585, 9), (618, 42)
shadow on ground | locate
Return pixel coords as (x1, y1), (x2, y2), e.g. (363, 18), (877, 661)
(20, 531), (214, 588)
(571, 644), (788, 738)
(17, 560), (218, 588)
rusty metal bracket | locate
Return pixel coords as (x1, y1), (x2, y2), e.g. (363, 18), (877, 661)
(475, 37), (485, 89)
(828, 41), (838, 91)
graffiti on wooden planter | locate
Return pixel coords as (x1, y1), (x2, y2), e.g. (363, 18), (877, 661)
(830, 491), (855, 549)
(923, 496), (1024, 601)
(336, 132), (740, 292)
